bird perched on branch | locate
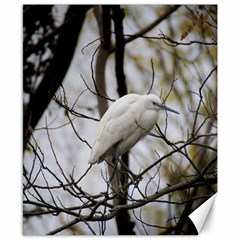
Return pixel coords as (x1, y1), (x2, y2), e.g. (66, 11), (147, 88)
(89, 93), (179, 177)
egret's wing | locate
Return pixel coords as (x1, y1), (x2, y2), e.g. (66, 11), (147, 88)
(89, 99), (137, 164)
(99, 93), (138, 126)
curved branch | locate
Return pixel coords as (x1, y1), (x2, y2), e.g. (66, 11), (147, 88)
(44, 174), (216, 235)
(110, 5), (181, 53)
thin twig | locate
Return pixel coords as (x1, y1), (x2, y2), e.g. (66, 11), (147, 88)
(147, 59), (155, 94)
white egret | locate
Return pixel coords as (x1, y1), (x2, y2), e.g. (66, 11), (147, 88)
(89, 94), (179, 177)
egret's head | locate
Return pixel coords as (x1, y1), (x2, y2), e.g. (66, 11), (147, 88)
(144, 94), (179, 114)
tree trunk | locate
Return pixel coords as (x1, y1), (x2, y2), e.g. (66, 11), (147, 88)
(23, 6), (91, 150)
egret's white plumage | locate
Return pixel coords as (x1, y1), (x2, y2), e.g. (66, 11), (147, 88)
(89, 93), (179, 164)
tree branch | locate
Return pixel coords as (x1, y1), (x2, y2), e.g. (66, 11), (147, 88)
(110, 5), (181, 53)
(44, 174), (216, 235)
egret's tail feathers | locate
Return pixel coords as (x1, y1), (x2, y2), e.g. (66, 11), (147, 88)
(88, 157), (98, 165)
(88, 147), (99, 164)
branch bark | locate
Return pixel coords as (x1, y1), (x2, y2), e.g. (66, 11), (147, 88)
(94, 5), (112, 117)
(111, 5), (134, 235)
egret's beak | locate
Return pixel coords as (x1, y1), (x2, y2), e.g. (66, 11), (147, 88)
(157, 103), (180, 115)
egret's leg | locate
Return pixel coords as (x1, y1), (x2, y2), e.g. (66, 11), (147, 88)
(112, 144), (119, 165)
(112, 144), (138, 180)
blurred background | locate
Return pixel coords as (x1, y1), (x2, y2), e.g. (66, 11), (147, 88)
(23, 5), (217, 235)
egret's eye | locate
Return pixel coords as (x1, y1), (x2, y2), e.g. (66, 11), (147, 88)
(152, 101), (156, 105)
